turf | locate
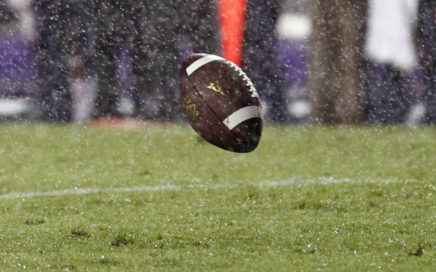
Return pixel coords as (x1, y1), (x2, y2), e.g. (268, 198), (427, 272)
(0, 123), (435, 271)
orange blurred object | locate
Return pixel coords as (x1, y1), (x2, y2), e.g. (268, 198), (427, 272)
(218, 0), (246, 66)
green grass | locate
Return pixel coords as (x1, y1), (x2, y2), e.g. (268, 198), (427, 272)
(0, 124), (435, 271)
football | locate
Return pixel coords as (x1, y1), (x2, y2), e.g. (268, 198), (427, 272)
(179, 53), (263, 153)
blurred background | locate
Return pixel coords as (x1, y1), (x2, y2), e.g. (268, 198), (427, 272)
(0, 0), (434, 126)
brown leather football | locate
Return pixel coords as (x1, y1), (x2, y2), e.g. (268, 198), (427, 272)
(179, 53), (263, 153)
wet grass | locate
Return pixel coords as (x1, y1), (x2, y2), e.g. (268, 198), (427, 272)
(0, 123), (435, 271)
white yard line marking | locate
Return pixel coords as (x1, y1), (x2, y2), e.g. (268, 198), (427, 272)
(0, 185), (181, 200)
(0, 177), (414, 200)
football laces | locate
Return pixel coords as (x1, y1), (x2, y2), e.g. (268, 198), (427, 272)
(225, 60), (259, 99)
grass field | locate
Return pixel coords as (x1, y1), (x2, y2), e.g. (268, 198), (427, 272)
(0, 123), (435, 271)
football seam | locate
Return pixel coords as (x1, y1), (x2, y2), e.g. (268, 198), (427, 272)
(185, 61), (260, 130)
(186, 76), (229, 128)
(187, 76), (262, 152)
(185, 75), (244, 146)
